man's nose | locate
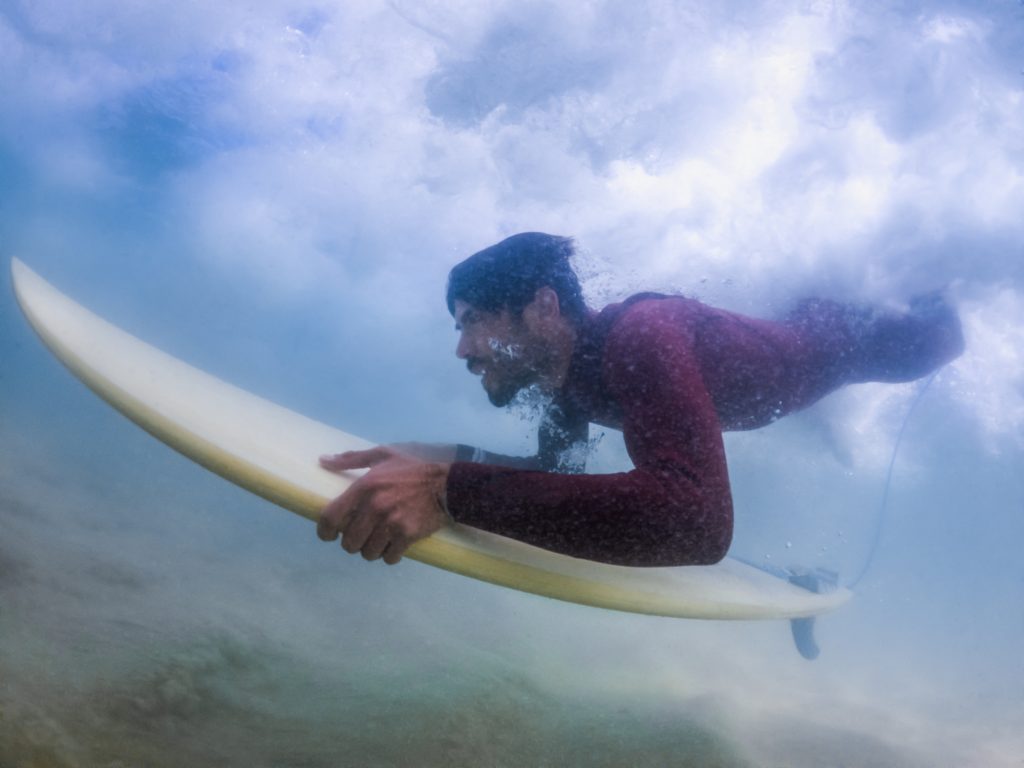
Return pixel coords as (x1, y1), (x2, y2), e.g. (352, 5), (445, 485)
(455, 332), (470, 360)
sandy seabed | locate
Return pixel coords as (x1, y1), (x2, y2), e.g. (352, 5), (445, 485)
(0, 425), (1020, 768)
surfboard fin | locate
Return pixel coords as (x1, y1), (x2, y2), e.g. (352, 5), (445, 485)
(787, 568), (839, 661)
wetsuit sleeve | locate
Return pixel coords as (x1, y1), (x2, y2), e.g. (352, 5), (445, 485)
(445, 303), (733, 567)
(453, 413), (590, 472)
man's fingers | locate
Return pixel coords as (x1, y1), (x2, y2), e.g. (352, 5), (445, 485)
(317, 502), (342, 541)
(318, 485), (362, 541)
(333, 504), (408, 563)
(319, 447), (393, 472)
(360, 524), (393, 562)
(340, 509), (376, 555)
(381, 539), (408, 565)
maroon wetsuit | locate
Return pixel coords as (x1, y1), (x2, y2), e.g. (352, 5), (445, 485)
(445, 293), (962, 567)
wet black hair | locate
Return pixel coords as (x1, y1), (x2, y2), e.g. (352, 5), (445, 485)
(446, 232), (589, 325)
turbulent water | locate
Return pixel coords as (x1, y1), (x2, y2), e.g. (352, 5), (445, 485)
(2, 1), (1023, 766)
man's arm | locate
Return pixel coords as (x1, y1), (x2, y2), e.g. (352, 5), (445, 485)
(446, 303), (734, 567)
(398, 407), (591, 472)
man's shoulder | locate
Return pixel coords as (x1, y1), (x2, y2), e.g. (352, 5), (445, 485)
(598, 292), (705, 336)
(582, 294), (707, 376)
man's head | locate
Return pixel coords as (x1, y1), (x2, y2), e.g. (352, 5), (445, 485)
(446, 232), (588, 325)
(447, 232), (587, 406)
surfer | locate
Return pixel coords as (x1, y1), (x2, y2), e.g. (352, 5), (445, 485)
(318, 233), (964, 567)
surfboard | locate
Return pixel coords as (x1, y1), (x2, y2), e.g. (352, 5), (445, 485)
(11, 258), (851, 620)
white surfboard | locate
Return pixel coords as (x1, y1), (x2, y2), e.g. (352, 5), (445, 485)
(11, 258), (851, 620)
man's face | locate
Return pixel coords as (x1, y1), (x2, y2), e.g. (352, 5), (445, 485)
(453, 300), (544, 407)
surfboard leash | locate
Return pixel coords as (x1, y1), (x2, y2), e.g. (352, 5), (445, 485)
(843, 369), (939, 589)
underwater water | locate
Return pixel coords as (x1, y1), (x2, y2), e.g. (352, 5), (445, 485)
(2, 1), (1023, 766)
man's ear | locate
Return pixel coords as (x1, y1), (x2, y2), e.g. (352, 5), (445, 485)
(531, 287), (561, 320)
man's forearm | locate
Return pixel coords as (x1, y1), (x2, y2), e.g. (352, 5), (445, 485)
(444, 460), (732, 567)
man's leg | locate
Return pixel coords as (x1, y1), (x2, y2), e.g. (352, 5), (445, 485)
(787, 291), (964, 384)
(700, 292), (964, 431)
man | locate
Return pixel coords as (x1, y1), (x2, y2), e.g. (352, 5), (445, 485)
(317, 233), (964, 567)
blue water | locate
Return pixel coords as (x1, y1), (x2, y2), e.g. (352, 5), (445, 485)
(2, 2), (1023, 766)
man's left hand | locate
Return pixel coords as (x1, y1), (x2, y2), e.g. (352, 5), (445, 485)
(317, 447), (451, 565)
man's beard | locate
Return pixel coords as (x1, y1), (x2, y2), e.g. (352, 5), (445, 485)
(475, 335), (542, 407)
(487, 387), (517, 407)
(485, 366), (535, 407)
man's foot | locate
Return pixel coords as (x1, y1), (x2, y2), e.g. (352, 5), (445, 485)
(854, 289), (965, 383)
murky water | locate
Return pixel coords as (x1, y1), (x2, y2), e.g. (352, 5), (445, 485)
(3, 1), (1023, 766)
